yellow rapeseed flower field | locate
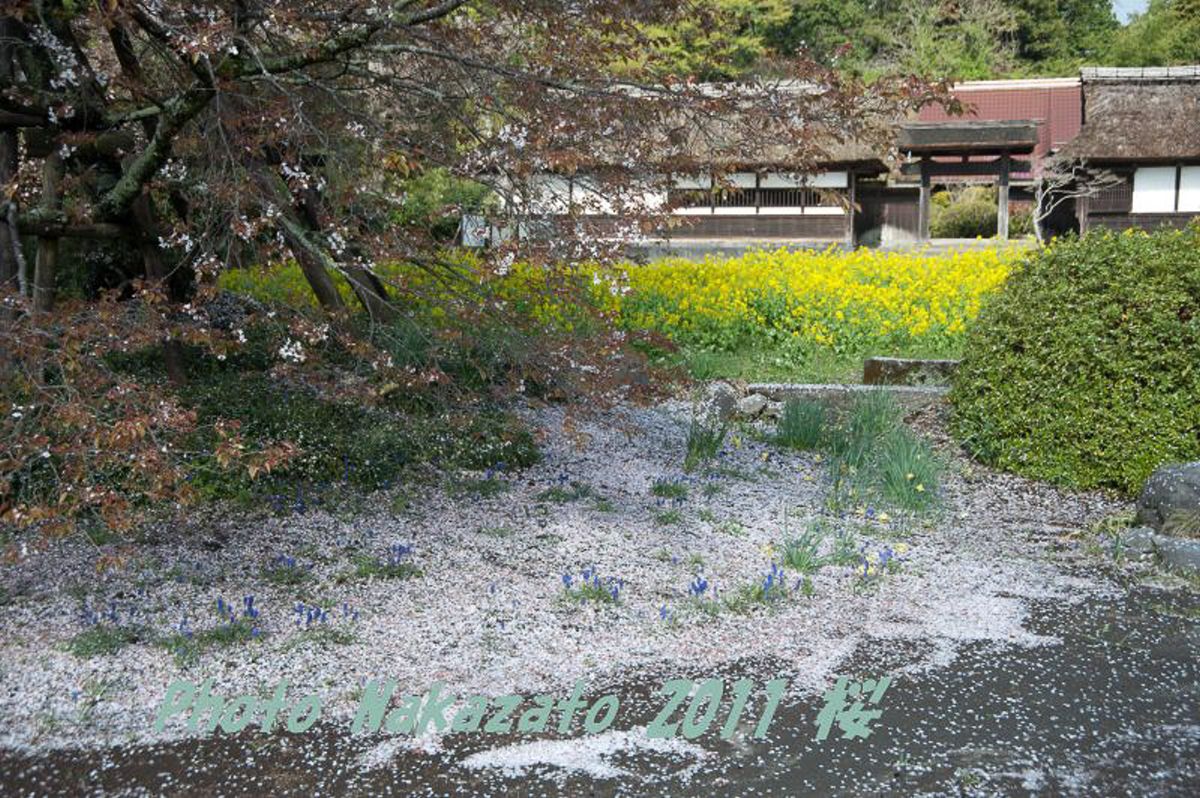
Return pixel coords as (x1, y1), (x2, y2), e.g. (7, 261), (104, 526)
(602, 246), (1017, 354)
(220, 245), (1020, 359)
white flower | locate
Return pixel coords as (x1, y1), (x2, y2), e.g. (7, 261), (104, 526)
(278, 339), (306, 363)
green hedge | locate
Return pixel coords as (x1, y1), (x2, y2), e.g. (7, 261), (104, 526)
(950, 226), (1200, 494)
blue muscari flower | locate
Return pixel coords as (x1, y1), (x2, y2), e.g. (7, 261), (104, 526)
(659, 605), (669, 620)
(251, 627), (260, 638)
(610, 586), (619, 601)
(562, 573), (573, 589)
(689, 575), (708, 598)
(581, 566), (592, 581)
(217, 597), (226, 615)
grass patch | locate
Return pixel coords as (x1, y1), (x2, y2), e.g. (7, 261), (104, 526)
(66, 625), (149, 658)
(561, 569), (625, 605)
(536, 481), (596, 503)
(592, 497), (616, 513)
(352, 555), (422, 581)
(283, 624), (357, 650)
(654, 509), (684, 525)
(876, 429), (942, 512)
(684, 419), (727, 473)
(780, 529), (823, 574)
(162, 618), (260, 666)
(650, 479), (688, 500)
(775, 398), (826, 451)
(446, 476), (508, 499)
(261, 556), (311, 586)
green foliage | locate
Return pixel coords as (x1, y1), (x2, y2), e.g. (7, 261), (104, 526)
(823, 391), (944, 514)
(780, 529), (823, 574)
(67, 625), (148, 658)
(931, 187), (1000, 239)
(650, 479), (689, 500)
(261, 559), (311, 586)
(684, 419), (728, 472)
(654, 509), (684, 525)
(628, 0), (792, 80)
(776, 398), (826, 450)
(930, 188), (1034, 240)
(392, 168), (494, 241)
(163, 618), (259, 666)
(951, 227), (1200, 493)
(352, 555), (423, 581)
(1110, 0), (1200, 67)
(876, 429), (942, 512)
(537, 481), (597, 503)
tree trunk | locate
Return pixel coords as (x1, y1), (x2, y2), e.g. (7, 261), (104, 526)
(248, 164), (346, 313)
(275, 215), (349, 312)
(130, 192), (188, 385)
(33, 151), (64, 313)
(0, 17), (19, 295)
(297, 185), (396, 323)
(0, 128), (18, 294)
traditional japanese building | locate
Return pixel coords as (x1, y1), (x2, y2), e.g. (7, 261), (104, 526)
(496, 67), (1200, 253)
(1058, 66), (1200, 232)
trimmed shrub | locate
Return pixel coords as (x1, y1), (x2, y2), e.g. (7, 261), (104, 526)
(931, 187), (998, 239)
(950, 227), (1200, 494)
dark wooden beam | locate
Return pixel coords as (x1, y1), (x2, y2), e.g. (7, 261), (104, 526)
(900, 160), (1032, 177)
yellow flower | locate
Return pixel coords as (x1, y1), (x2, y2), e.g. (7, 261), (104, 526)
(915, 483), (925, 492)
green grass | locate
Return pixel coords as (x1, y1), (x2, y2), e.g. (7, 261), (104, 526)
(592, 497), (616, 513)
(780, 531), (823, 574)
(775, 399), (827, 451)
(162, 618), (260, 666)
(282, 624), (357, 650)
(262, 560), (311, 586)
(67, 625), (149, 658)
(650, 479), (688, 500)
(536, 481), (596, 503)
(654, 509), (684, 525)
(648, 344), (962, 385)
(818, 390), (943, 516)
(829, 527), (860, 566)
(876, 429), (942, 512)
(684, 419), (727, 473)
(351, 554), (423, 581)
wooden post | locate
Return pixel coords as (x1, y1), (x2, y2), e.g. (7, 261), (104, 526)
(917, 159), (931, 242)
(33, 151), (65, 313)
(997, 152), (1011, 241)
(844, 172), (856, 250)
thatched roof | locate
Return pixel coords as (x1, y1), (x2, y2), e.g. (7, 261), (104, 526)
(1059, 67), (1200, 162)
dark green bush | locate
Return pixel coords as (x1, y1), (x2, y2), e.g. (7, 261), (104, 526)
(950, 226), (1200, 494)
(931, 187), (997, 239)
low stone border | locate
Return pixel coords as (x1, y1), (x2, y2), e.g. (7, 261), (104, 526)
(747, 383), (948, 413)
(1124, 527), (1200, 575)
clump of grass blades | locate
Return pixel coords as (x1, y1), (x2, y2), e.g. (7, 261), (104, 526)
(537, 481), (595, 503)
(780, 530), (823, 574)
(685, 420), (727, 472)
(67, 625), (148, 658)
(876, 429), (942, 512)
(651, 479), (688, 500)
(775, 399), (826, 450)
(827, 390), (900, 471)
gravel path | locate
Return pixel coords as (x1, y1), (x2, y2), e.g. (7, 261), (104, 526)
(0, 397), (1127, 753)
